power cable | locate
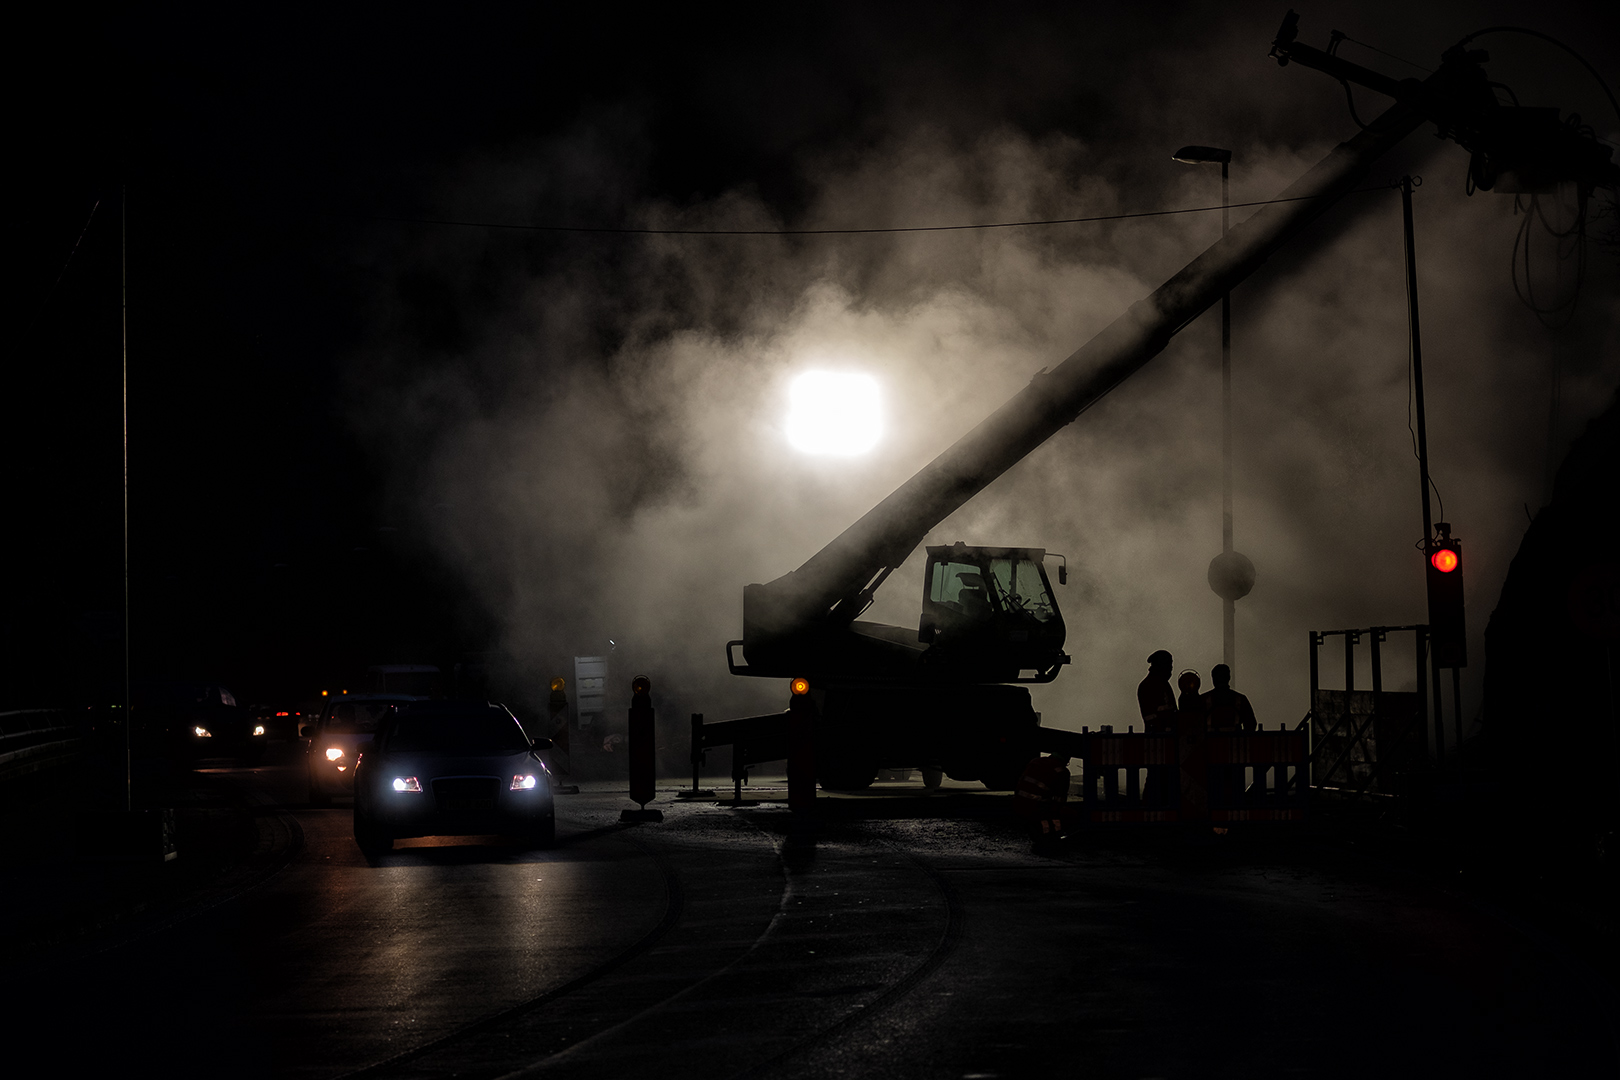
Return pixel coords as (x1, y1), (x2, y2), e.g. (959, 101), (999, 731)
(1334, 33), (1434, 74)
(352, 187), (1391, 237)
(1450, 27), (1616, 329)
(1340, 80), (1371, 130)
(1511, 191), (1589, 330)
(1456, 26), (1620, 131)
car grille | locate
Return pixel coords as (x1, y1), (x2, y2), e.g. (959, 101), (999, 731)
(433, 777), (498, 810)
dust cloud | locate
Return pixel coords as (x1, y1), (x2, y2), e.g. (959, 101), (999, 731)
(349, 2), (1619, 755)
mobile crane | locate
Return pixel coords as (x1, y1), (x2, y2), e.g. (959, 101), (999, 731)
(708, 11), (1619, 790)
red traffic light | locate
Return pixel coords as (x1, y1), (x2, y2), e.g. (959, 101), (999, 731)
(1430, 548), (1459, 573)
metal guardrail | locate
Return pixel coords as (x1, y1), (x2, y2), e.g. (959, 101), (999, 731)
(0, 708), (85, 780)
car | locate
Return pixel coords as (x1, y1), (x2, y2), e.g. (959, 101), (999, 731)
(249, 702), (307, 741)
(305, 694), (416, 806)
(352, 700), (555, 859)
(135, 681), (267, 766)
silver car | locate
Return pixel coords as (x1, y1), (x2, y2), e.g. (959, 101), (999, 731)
(352, 700), (555, 859)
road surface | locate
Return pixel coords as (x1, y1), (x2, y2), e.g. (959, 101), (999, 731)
(11, 741), (1616, 1078)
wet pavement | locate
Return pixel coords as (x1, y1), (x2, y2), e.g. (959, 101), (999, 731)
(6, 741), (1618, 1078)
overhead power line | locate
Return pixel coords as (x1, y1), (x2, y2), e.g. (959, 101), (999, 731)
(357, 187), (1390, 238)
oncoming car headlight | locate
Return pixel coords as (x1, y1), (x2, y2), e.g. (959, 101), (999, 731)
(511, 774), (538, 790)
(325, 747), (344, 761)
(252, 725), (266, 736)
(392, 777), (422, 792)
(193, 726), (212, 738)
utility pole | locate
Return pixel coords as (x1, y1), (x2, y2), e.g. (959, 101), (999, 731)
(1220, 156), (1233, 673)
(1401, 175), (1448, 765)
(122, 183), (132, 812)
(1175, 145), (1253, 677)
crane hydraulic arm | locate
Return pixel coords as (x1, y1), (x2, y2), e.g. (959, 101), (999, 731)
(742, 33), (1461, 671)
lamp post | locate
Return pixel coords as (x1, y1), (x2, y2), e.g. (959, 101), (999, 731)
(1173, 145), (1253, 677)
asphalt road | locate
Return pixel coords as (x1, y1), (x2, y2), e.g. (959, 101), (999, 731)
(13, 742), (1618, 1078)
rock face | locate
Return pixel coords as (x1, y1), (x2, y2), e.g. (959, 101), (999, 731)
(1483, 388), (1620, 826)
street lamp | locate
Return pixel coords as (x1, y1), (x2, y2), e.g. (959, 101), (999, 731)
(1173, 145), (1253, 677)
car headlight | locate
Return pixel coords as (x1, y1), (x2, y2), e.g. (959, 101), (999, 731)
(252, 725), (266, 736)
(392, 776), (422, 792)
(325, 747), (344, 761)
(194, 726), (212, 738)
(511, 774), (538, 790)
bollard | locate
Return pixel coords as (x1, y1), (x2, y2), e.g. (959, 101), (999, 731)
(788, 677), (816, 813)
(622, 675), (663, 822)
(547, 677), (579, 794)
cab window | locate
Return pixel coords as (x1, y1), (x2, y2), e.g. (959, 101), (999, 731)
(988, 558), (1056, 621)
(931, 559), (997, 619)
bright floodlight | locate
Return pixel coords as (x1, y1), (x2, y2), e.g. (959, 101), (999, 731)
(786, 371), (882, 456)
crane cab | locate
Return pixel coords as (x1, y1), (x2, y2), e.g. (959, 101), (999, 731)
(916, 543), (1068, 683)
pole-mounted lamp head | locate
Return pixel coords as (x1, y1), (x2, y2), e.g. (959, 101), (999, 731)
(1173, 145), (1232, 165)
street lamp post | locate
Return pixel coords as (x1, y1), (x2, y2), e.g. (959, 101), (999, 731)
(1173, 145), (1253, 677)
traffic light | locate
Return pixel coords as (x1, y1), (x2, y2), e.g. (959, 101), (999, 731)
(1425, 523), (1467, 668)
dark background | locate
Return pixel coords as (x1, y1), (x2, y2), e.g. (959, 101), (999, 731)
(4, 1), (1614, 710)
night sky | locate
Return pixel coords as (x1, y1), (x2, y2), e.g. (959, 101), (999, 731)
(6, 2), (1616, 729)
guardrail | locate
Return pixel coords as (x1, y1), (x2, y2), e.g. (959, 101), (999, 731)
(0, 708), (85, 782)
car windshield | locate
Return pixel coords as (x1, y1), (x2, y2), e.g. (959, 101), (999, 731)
(386, 702), (530, 754)
(324, 700), (397, 735)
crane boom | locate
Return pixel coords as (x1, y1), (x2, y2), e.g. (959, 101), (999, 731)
(744, 89), (1434, 662)
(712, 13), (1618, 792)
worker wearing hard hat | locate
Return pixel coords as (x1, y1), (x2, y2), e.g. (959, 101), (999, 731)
(1137, 650), (1177, 733)
(1177, 669), (1204, 715)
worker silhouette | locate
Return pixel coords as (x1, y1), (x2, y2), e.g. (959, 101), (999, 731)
(1137, 650), (1177, 733)
(1177, 669), (1204, 716)
(1013, 752), (1071, 854)
(1200, 664), (1257, 733)
(1175, 671), (1210, 824)
(1137, 651), (1176, 807)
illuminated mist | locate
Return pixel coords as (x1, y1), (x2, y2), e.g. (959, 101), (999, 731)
(348, 2), (1619, 763)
